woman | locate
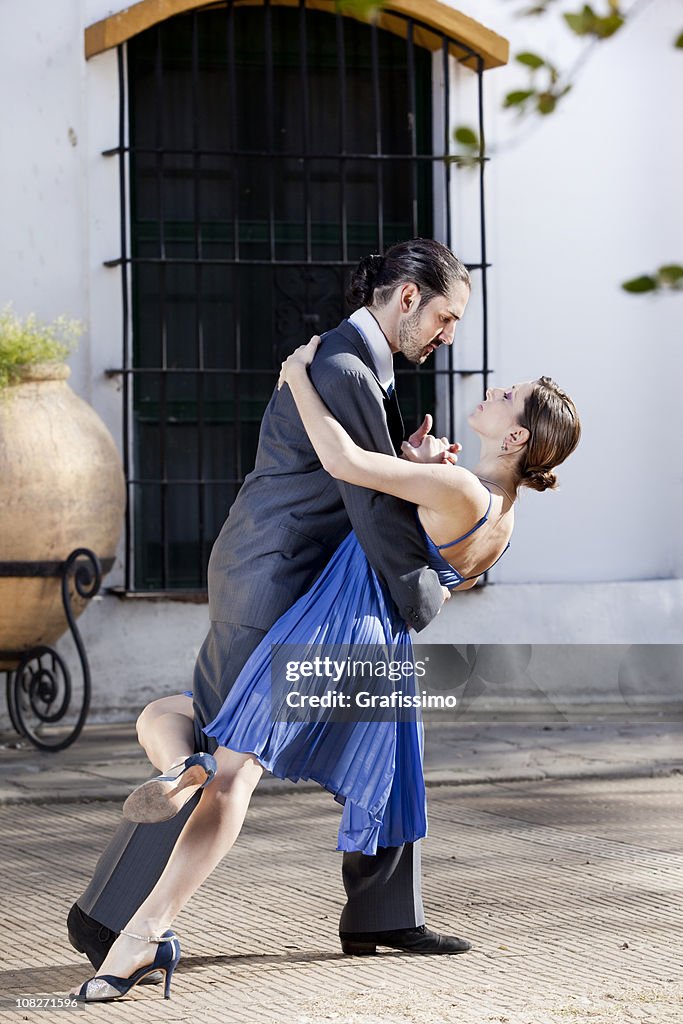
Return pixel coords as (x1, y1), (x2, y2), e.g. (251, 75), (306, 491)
(74, 337), (580, 1001)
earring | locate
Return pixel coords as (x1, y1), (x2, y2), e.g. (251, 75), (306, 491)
(500, 441), (508, 452)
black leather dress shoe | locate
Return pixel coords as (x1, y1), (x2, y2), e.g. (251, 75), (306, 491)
(67, 903), (116, 969)
(67, 903), (163, 985)
(340, 924), (472, 956)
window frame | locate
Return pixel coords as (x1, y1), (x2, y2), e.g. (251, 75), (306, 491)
(104, 1), (493, 595)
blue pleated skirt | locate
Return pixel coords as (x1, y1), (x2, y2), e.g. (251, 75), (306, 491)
(202, 531), (427, 856)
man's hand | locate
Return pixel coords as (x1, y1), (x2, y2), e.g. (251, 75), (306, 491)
(408, 414), (433, 449)
(402, 414), (461, 465)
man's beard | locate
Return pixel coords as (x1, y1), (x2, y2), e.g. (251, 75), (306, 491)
(398, 308), (433, 364)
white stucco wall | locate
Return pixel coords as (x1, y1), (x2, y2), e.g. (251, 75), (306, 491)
(0, 2), (680, 725)
(449, 0), (683, 586)
(0, 2), (127, 588)
(58, 579), (680, 722)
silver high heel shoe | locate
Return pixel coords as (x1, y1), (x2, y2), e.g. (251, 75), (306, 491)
(75, 929), (181, 1002)
(122, 751), (217, 823)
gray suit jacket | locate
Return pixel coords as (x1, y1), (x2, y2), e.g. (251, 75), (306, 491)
(207, 318), (443, 632)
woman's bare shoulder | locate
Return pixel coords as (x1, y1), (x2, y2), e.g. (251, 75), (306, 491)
(440, 466), (491, 516)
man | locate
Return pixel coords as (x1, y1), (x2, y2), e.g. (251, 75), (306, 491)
(68, 238), (471, 965)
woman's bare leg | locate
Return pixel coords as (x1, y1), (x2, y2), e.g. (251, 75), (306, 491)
(78, 743), (263, 982)
(124, 694), (213, 819)
(135, 694), (196, 772)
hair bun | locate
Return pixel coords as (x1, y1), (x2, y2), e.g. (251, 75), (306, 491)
(346, 254), (385, 311)
(524, 467), (558, 493)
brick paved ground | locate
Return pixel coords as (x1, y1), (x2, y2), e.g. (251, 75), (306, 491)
(0, 771), (681, 1024)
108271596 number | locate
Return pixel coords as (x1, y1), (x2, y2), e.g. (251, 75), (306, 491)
(13, 997), (78, 1008)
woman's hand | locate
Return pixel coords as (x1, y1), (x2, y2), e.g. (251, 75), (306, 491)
(401, 434), (462, 465)
(278, 335), (322, 391)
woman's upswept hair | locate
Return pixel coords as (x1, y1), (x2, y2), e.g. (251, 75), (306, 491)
(517, 377), (581, 492)
(347, 238), (471, 311)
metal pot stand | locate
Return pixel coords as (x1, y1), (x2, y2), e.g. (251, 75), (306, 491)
(0, 549), (109, 751)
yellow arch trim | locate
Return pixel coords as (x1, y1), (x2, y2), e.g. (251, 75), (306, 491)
(85, 0), (508, 70)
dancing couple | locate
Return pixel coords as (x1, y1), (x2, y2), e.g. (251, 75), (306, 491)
(68, 239), (580, 1001)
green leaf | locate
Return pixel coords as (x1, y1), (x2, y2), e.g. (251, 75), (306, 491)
(504, 89), (536, 108)
(594, 14), (624, 38)
(334, 0), (382, 21)
(622, 275), (658, 294)
(516, 51), (545, 69)
(564, 8), (594, 35)
(675, 30), (683, 48)
(454, 126), (479, 147)
(536, 92), (557, 114)
(563, 13), (585, 33)
(658, 264), (683, 285)
(564, 6), (623, 38)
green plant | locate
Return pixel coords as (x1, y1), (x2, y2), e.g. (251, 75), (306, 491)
(0, 304), (82, 390)
(334, 0), (382, 22)
(448, 0), (683, 296)
(622, 264), (683, 293)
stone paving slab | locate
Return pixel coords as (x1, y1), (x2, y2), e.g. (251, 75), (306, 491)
(0, 720), (681, 806)
(0, 775), (681, 1023)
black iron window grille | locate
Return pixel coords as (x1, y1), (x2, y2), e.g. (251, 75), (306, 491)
(105, 0), (490, 593)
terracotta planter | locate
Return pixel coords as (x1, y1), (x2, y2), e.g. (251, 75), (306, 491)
(0, 364), (125, 668)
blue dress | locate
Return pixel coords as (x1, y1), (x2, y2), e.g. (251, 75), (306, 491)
(201, 488), (509, 856)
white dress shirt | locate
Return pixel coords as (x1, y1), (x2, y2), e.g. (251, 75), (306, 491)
(348, 306), (395, 394)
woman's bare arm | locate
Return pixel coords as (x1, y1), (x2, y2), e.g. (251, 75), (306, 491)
(278, 338), (482, 515)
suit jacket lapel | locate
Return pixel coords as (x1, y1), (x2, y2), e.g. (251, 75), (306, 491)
(334, 320), (404, 453)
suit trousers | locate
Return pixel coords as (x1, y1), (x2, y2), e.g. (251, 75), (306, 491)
(77, 620), (424, 933)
